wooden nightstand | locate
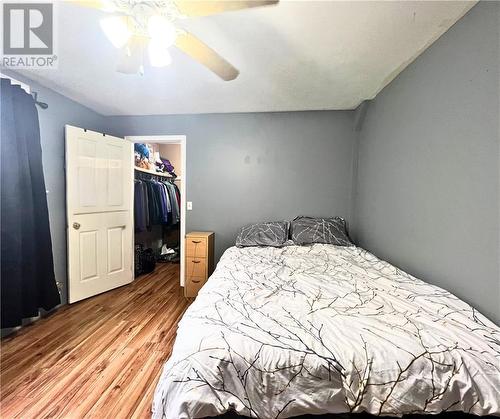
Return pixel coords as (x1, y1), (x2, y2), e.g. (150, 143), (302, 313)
(185, 232), (214, 297)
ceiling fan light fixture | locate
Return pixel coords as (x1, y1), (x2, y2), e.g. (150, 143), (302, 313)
(148, 40), (172, 67)
(100, 0), (116, 13)
(100, 16), (131, 49)
(148, 15), (176, 48)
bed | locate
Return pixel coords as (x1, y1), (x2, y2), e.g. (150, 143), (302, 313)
(152, 244), (500, 418)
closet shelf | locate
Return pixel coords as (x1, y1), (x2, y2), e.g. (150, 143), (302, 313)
(134, 166), (178, 179)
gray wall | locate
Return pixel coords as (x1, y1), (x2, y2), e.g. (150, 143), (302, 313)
(107, 111), (357, 260)
(4, 71), (112, 305)
(353, 2), (500, 323)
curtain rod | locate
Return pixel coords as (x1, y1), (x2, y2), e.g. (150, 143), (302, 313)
(32, 91), (48, 109)
(1, 74), (48, 109)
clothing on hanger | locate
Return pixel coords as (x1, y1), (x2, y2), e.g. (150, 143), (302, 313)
(134, 174), (181, 232)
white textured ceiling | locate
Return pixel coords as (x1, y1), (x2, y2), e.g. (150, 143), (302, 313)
(18, 0), (475, 115)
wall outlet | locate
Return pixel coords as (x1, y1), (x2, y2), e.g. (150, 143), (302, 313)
(187, 201), (193, 211)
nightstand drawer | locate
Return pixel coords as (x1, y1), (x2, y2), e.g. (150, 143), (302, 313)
(186, 257), (207, 278)
(185, 276), (206, 297)
(186, 237), (207, 258)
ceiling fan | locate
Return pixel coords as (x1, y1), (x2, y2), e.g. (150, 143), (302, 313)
(74, 0), (279, 81)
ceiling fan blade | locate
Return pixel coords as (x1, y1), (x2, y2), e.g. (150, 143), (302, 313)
(174, 1), (278, 17)
(175, 32), (239, 81)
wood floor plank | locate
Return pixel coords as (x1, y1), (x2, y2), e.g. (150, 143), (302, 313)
(0, 263), (189, 419)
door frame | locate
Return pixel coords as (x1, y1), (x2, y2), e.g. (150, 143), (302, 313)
(126, 135), (187, 287)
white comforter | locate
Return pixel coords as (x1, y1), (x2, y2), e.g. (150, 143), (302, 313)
(152, 244), (500, 418)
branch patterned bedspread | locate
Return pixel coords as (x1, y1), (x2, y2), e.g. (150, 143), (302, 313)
(152, 244), (500, 418)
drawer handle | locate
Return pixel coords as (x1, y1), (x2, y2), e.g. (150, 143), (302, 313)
(191, 240), (201, 244)
(191, 279), (201, 283)
(191, 260), (201, 264)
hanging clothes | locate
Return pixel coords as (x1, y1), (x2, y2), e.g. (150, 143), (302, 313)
(134, 180), (148, 232)
(163, 181), (180, 225)
(1, 78), (60, 328)
(156, 181), (169, 224)
(145, 179), (162, 226)
(174, 183), (181, 208)
(134, 174), (181, 231)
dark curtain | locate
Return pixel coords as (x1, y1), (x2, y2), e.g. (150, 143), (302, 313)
(1, 78), (60, 328)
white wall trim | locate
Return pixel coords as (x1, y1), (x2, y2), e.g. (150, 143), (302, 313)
(126, 135), (187, 287)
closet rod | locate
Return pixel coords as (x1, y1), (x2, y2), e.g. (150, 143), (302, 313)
(134, 167), (178, 182)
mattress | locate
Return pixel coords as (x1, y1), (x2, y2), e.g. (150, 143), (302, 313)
(152, 244), (500, 418)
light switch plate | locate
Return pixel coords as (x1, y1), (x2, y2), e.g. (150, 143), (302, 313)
(187, 201), (193, 211)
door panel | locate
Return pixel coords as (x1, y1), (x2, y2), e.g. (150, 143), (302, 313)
(105, 211), (131, 278)
(68, 127), (131, 215)
(66, 126), (133, 303)
(106, 142), (125, 207)
(79, 229), (98, 282)
(68, 212), (132, 301)
(78, 139), (98, 208)
(107, 227), (124, 274)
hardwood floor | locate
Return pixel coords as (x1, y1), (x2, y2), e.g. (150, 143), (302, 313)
(0, 263), (189, 419)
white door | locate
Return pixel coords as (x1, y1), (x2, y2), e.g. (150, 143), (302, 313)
(66, 125), (133, 303)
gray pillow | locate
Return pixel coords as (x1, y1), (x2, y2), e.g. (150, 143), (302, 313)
(290, 216), (353, 246)
(236, 221), (289, 247)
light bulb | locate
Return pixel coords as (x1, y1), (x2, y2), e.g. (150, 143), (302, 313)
(148, 15), (176, 48)
(148, 40), (172, 67)
(100, 16), (131, 49)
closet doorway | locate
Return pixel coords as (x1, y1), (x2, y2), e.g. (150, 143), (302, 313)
(127, 135), (187, 287)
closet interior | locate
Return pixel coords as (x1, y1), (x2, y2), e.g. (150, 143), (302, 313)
(133, 142), (182, 277)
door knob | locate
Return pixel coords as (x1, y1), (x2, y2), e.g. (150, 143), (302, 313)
(73, 222), (81, 230)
